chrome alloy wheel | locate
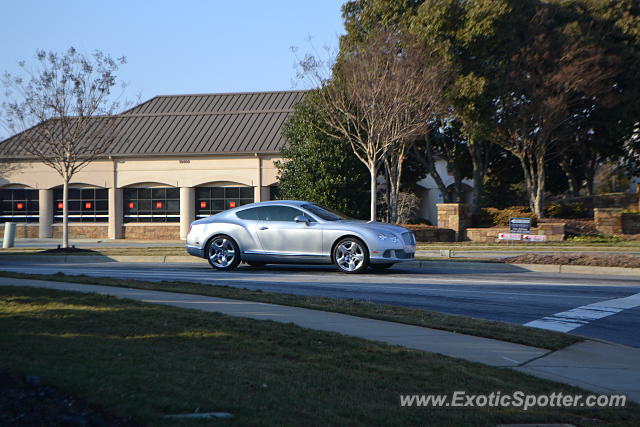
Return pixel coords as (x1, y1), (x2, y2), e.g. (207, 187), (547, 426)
(334, 239), (367, 273)
(208, 236), (238, 269)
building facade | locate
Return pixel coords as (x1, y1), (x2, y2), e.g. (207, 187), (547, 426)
(0, 90), (305, 240)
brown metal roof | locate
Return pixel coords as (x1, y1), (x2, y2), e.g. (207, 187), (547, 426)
(0, 90), (307, 158)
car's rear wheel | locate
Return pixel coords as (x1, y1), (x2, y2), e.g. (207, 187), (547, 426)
(370, 263), (394, 270)
(206, 235), (241, 271)
(333, 237), (369, 274)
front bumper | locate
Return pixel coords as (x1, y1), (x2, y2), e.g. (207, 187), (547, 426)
(370, 248), (415, 263)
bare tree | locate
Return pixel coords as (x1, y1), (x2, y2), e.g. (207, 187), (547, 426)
(493, 8), (620, 217)
(1, 47), (126, 248)
(297, 30), (448, 221)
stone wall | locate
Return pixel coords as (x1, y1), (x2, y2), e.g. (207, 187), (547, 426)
(436, 203), (464, 241)
(122, 224), (180, 240)
(465, 223), (565, 243)
(594, 208), (623, 235)
(401, 225), (455, 242)
(52, 224), (109, 239)
(622, 213), (640, 234)
(0, 223), (39, 239)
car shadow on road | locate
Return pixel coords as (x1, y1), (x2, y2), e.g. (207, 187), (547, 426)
(232, 262), (531, 276)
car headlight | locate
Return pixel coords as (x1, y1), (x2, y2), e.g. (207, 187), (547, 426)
(377, 233), (398, 243)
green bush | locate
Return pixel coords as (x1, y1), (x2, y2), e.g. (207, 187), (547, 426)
(483, 206), (538, 227)
(545, 202), (588, 218)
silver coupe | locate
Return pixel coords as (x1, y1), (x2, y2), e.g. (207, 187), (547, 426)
(186, 200), (416, 273)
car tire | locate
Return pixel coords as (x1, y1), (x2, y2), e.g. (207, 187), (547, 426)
(333, 237), (369, 274)
(246, 261), (266, 267)
(206, 235), (241, 271)
(370, 263), (394, 270)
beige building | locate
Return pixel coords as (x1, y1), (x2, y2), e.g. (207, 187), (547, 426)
(0, 90), (306, 240)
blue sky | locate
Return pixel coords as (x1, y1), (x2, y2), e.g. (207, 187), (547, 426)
(1, 0), (345, 103)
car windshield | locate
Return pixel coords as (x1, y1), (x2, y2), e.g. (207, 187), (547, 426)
(302, 204), (349, 221)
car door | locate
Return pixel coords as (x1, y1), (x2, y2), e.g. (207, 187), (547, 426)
(255, 205), (323, 256)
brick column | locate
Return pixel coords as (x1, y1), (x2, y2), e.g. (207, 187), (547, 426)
(180, 187), (195, 240)
(38, 189), (53, 238)
(437, 203), (464, 241)
(594, 208), (623, 235)
(108, 187), (123, 239)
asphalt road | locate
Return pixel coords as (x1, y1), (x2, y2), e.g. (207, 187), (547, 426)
(1, 260), (639, 347)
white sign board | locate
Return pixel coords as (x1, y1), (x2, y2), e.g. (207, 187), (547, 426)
(498, 233), (522, 241)
(523, 234), (546, 242)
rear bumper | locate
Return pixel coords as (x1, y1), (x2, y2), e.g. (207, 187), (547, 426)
(186, 245), (204, 258)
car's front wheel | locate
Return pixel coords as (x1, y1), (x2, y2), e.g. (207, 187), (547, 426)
(206, 235), (241, 271)
(333, 237), (369, 273)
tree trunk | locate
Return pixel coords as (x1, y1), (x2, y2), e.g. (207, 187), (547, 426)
(519, 151), (546, 218)
(369, 161), (377, 222)
(62, 178), (69, 249)
(533, 154), (546, 218)
(560, 158), (580, 197)
(411, 139), (450, 203)
(467, 138), (485, 215)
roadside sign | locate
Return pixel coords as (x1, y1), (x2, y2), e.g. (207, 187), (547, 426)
(523, 234), (546, 242)
(498, 233), (522, 241)
(509, 217), (531, 234)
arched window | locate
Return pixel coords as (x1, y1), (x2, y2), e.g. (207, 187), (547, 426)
(53, 188), (108, 223)
(124, 187), (179, 222)
(195, 186), (253, 218)
(0, 189), (39, 223)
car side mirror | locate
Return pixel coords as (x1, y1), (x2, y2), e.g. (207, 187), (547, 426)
(294, 215), (310, 225)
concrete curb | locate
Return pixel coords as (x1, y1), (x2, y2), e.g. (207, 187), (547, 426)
(0, 255), (639, 276)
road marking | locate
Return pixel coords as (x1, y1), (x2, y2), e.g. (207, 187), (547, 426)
(524, 292), (640, 332)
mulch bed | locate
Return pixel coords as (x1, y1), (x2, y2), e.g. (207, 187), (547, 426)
(501, 253), (640, 268)
(539, 218), (599, 235)
(0, 368), (139, 426)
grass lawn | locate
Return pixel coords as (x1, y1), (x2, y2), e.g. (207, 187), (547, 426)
(1, 285), (637, 426)
(0, 271), (580, 351)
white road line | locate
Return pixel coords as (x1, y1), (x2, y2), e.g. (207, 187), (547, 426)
(524, 292), (640, 332)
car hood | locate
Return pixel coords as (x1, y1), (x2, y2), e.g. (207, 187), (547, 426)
(336, 220), (410, 235)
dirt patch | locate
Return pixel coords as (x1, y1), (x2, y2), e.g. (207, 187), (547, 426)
(0, 368), (138, 426)
(501, 253), (640, 268)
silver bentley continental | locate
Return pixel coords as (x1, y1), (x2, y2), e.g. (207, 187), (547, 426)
(186, 200), (416, 273)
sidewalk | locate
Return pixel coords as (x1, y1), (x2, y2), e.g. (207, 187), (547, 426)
(1, 276), (639, 403)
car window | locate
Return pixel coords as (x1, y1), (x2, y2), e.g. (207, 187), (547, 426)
(258, 206), (306, 222)
(236, 207), (260, 220)
(301, 204), (348, 221)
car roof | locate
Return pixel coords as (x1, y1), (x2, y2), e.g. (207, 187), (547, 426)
(238, 200), (312, 209)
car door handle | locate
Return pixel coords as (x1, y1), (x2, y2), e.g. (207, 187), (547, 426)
(259, 226), (268, 230)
